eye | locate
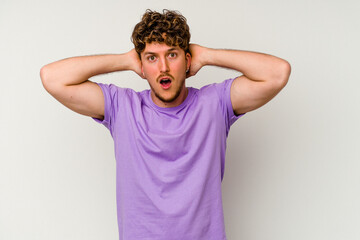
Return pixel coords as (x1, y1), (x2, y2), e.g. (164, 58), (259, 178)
(147, 55), (156, 61)
(169, 52), (177, 58)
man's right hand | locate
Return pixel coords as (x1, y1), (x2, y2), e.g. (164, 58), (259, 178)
(126, 49), (144, 79)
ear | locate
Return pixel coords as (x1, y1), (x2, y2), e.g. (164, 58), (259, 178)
(185, 52), (191, 71)
(141, 65), (146, 78)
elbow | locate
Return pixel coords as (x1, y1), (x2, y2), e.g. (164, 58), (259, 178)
(40, 65), (50, 89)
(40, 65), (58, 94)
(281, 60), (291, 85)
(282, 60), (291, 83)
(274, 60), (291, 89)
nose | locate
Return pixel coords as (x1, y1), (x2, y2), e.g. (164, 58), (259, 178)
(159, 57), (170, 73)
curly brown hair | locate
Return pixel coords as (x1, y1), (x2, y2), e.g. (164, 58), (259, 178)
(131, 9), (191, 57)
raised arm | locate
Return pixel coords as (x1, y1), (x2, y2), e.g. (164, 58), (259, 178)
(188, 44), (291, 115)
(40, 49), (142, 119)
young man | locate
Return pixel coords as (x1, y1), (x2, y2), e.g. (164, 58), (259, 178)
(40, 9), (290, 240)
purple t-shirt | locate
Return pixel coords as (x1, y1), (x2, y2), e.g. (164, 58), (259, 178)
(93, 78), (244, 240)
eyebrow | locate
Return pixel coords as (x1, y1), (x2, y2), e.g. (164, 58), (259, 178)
(143, 48), (179, 56)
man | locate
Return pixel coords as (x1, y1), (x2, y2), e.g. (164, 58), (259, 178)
(40, 9), (290, 240)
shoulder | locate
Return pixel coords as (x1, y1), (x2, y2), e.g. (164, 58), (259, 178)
(198, 78), (236, 98)
(188, 79), (234, 108)
(97, 83), (141, 100)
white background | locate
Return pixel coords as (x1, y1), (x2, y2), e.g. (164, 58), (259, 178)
(1, 0), (359, 239)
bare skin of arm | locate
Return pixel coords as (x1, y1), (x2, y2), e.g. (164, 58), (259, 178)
(188, 44), (291, 115)
(40, 49), (142, 119)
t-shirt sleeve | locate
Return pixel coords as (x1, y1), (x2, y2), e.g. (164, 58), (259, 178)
(92, 83), (120, 134)
(215, 77), (246, 130)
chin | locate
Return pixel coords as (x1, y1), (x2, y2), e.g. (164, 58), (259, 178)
(150, 83), (186, 105)
(155, 92), (179, 103)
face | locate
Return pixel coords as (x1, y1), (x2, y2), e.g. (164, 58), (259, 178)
(140, 42), (191, 108)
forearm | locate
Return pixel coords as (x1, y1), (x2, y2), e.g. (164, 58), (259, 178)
(40, 53), (134, 87)
(202, 47), (290, 83)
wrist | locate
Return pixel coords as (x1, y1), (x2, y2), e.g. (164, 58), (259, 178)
(201, 47), (217, 66)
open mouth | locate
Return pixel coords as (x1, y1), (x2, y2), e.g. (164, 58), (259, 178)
(159, 77), (172, 89)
